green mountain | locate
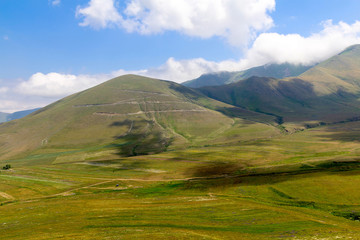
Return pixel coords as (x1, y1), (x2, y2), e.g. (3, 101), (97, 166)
(198, 45), (360, 125)
(0, 75), (277, 161)
(183, 63), (311, 88)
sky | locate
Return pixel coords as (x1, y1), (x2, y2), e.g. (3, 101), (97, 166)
(1, 0), (360, 113)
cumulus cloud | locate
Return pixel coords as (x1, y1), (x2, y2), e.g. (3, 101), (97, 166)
(132, 57), (242, 82)
(77, 0), (275, 46)
(243, 20), (360, 66)
(16, 72), (113, 97)
(13, 57), (242, 100)
(76, 0), (122, 29)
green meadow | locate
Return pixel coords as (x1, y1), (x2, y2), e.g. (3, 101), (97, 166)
(2, 121), (360, 239)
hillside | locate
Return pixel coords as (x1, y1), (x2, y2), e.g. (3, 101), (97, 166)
(183, 63), (311, 88)
(299, 44), (360, 95)
(198, 45), (360, 125)
(0, 74), (277, 161)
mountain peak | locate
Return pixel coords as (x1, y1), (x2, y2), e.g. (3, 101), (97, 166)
(338, 44), (360, 56)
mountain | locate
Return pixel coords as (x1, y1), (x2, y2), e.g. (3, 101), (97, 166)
(0, 75), (277, 161)
(0, 112), (9, 123)
(183, 63), (311, 88)
(299, 44), (360, 95)
(198, 45), (360, 125)
(0, 108), (40, 123)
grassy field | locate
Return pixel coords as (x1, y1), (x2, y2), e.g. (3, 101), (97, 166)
(2, 121), (360, 239)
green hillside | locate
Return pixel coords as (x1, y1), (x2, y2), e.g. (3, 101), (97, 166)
(0, 74), (277, 161)
(300, 44), (360, 95)
(183, 63), (311, 88)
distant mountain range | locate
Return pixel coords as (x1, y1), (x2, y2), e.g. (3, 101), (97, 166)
(0, 108), (40, 123)
(197, 45), (360, 123)
(182, 63), (312, 88)
(1, 45), (360, 160)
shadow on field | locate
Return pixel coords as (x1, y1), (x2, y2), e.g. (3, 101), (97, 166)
(317, 130), (360, 142)
(187, 162), (246, 177)
(182, 159), (360, 190)
(90, 158), (148, 172)
(213, 107), (261, 124)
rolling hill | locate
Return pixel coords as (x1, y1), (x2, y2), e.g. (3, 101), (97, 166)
(0, 74), (277, 162)
(183, 63), (311, 88)
(198, 44), (360, 125)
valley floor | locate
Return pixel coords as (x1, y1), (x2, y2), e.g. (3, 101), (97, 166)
(2, 121), (360, 239)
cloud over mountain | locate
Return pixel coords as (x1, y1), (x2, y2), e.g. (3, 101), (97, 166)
(244, 20), (360, 66)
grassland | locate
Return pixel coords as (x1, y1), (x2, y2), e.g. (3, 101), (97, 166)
(2, 120), (360, 239)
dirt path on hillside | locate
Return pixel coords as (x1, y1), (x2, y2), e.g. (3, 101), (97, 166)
(74, 100), (189, 108)
(93, 109), (208, 117)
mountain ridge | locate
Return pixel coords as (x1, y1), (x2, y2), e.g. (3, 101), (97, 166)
(0, 108), (40, 123)
(0, 74), (277, 161)
(183, 63), (312, 88)
(198, 44), (360, 125)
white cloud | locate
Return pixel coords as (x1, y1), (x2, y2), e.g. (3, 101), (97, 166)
(76, 0), (122, 29)
(129, 57), (242, 82)
(51, 0), (61, 6)
(0, 100), (20, 113)
(77, 0), (275, 46)
(13, 58), (242, 100)
(0, 87), (9, 93)
(16, 72), (110, 97)
(3, 35), (9, 41)
(243, 20), (360, 66)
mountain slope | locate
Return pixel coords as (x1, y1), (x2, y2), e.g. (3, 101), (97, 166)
(198, 45), (360, 124)
(299, 44), (360, 95)
(0, 75), (277, 161)
(183, 63), (311, 88)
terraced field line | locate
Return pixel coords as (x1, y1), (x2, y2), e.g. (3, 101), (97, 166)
(94, 109), (208, 117)
(0, 191), (15, 200)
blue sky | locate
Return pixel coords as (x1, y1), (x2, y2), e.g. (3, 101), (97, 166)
(1, 0), (360, 112)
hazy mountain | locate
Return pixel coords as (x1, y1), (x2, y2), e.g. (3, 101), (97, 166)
(183, 63), (312, 88)
(198, 45), (360, 124)
(0, 108), (40, 123)
(0, 112), (9, 123)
